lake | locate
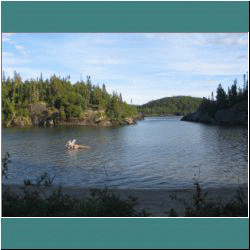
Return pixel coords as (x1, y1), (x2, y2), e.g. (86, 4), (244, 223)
(1, 117), (248, 190)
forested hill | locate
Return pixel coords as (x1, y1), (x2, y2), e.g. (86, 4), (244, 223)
(1, 72), (139, 127)
(136, 96), (203, 116)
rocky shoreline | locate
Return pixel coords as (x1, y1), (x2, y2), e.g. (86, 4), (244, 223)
(181, 99), (248, 126)
(3, 108), (144, 128)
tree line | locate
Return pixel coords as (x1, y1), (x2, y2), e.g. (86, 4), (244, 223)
(1, 71), (138, 125)
(136, 96), (203, 116)
(198, 74), (248, 117)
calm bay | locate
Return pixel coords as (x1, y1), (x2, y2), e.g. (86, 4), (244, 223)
(1, 117), (248, 190)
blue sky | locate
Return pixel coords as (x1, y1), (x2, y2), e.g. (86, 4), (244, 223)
(2, 33), (248, 105)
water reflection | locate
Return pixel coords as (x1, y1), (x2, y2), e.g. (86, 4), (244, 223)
(2, 117), (248, 189)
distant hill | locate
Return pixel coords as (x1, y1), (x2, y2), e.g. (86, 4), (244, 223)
(136, 96), (203, 116)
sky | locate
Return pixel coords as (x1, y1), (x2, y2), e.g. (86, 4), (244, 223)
(2, 33), (248, 105)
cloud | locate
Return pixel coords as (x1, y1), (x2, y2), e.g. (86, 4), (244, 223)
(2, 33), (248, 105)
(151, 33), (249, 47)
(198, 33), (248, 46)
(2, 52), (31, 65)
(2, 33), (14, 42)
(2, 51), (14, 57)
(2, 33), (28, 56)
(86, 58), (127, 65)
(237, 55), (247, 60)
(3, 66), (58, 81)
(168, 60), (247, 76)
(215, 34), (248, 46)
(93, 38), (115, 45)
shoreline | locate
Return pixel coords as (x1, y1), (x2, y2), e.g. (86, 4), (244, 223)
(3, 184), (248, 217)
(2, 114), (145, 128)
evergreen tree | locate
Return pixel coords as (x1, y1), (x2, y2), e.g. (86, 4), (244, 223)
(216, 84), (227, 109)
(1, 72), (138, 126)
(243, 73), (248, 96)
(230, 79), (238, 105)
(2, 70), (6, 83)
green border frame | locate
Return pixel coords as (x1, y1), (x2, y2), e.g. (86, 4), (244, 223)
(1, 1), (249, 32)
(1, 218), (249, 249)
(1, 1), (249, 249)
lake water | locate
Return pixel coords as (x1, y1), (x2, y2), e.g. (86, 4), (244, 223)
(1, 117), (248, 190)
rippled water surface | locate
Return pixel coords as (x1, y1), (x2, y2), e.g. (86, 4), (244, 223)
(1, 117), (248, 189)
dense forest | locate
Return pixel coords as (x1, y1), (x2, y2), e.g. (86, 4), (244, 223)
(1, 72), (139, 127)
(136, 96), (203, 116)
(2, 71), (248, 127)
(198, 75), (248, 115)
(182, 74), (248, 125)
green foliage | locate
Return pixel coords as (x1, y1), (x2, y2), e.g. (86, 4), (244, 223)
(83, 187), (139, 217)
(228, 79), (238, 106)
(2, 154), (148, 217)
(169, 209), (178, 217)
(2, 72), (138, 126)
(188, 75), (248, 121)
(106, 91), (138, 121)
(169, 180), (248, 217)
(59, 107), (66, 120)
(198, 98), (217, 117)
(36, 172), (55, 187)
(2, 184), (149, 217)
(216, 83), (228, 109)
(2, 152), (11, 179)
(137, 96), (203, 116)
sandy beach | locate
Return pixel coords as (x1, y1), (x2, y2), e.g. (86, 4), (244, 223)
(2, 184), (248, 217)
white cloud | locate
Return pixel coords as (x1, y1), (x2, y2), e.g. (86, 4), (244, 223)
(2, 33), (248, 104)
(2, 52), (31, 65)
(168, 60), (247, 76)
(2, 51), (14, 57)
(2, 33), (29, 56)
(86, 58), (127, 65)
(15, 45), (24, 50)
(2, 33), (14, 43)
(215, 34), (248, 46)
(3, 67), (58, 81)
(93, 38), (115, 45)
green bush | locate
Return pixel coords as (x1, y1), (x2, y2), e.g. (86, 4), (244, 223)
(2, 155), (149, 217)
(169, 180), (248, 217)
(82, 187), (138, 217)
(2, 185), (149, 217)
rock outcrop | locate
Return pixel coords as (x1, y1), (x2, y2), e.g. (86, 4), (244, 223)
(181, 100), (248, 126)
(59, 111), (144, 127)
(3, 104), (144, 128)
(27, 102), (59, 127)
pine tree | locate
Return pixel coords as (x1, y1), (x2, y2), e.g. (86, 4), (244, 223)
(243, 73), (248, 96)
(2, 70), (6, 83)
(229, 79), (238, 105)
(216, 84), (227, 109)
(211, 91), (214, 101)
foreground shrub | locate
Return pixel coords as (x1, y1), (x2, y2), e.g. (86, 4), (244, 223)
(2, 184), (149, 217)
(169, 181), (248, 217)
(81, 187), (139, 217)
(2, 154), (149, 217)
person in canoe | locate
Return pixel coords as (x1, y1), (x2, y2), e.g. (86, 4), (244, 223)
(65, 139), (91, 150)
